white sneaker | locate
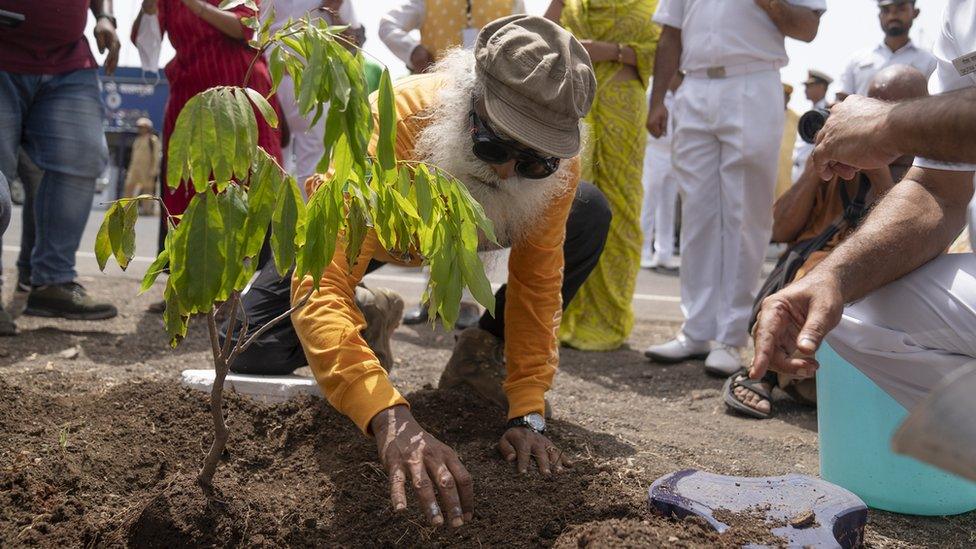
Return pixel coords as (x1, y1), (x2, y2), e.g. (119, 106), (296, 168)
(704, 344), (742, 376)
(645, 332), (711, 363)
(657, 255), (680, 270)
(641, 255), (660, 269)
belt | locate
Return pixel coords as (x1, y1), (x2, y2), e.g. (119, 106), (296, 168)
(684, 61), (781, 79)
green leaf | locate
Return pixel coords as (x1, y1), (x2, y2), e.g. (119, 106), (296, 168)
(140, 248), (170, 294)
(189, 92), (217, 192)
(241, 151), (281, 259)
(233, 88), (258, 177)
(297, 181), (340, 287)
(117, 200), (139, 270)
(414, 166), (433, 224)
(94, 203), (117, 271)
(459, 241), (495, 316)
(217, 185), (249, 300)
(244, 87), (279, 129)
(183, 191), (225, 312)
(376, 68), (397, 171)
(162, 282), (188, 347)
(218, 0), (258, 10)
(268, 46), (287, 91)
(328, 52), (352, 109)
(317, 105), (344, 173)
(345, 199), (368, 267)
(212, 87), (236, 183)
(166, 94), (202, 189)
(270, 176), (306, 276)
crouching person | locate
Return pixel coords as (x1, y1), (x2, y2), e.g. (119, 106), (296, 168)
(724, 64), (929, 419)
(226, 16), (610, 527)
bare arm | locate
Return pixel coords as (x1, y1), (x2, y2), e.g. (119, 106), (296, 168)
(818, 167), (973, 303)
(771, 161), (823, 243)
(645, 25), (681, 138)
(814, 90), (976, 181)
(887, 88), (976, 164)
(750, 167), (974, 380)
(755, 0), (821, 42)
(182, 0), (247, 40)
(579, 41), (638, 66)
(543, 0), (563, 23)
(91, 0), (120, 74)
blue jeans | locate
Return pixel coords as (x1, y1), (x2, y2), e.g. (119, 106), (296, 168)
(0, 170), (10, 290)
(0, 68), (108, 286)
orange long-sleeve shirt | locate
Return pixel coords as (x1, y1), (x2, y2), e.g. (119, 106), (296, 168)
(291, 73), (580, 434)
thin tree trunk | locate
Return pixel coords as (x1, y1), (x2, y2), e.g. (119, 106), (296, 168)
(198, 294), (239, 488)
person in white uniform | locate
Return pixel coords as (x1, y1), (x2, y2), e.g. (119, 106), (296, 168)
(379, 0), (526, 73)
(836, 0), (936, 101)
(640, 73), (682, 272)
(750, 0), (976, 451)
(644, 0), (825, 376)
(791, 69), (830, 183)
(260, 0), (358, 187)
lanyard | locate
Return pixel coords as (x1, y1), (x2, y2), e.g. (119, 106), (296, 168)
(466, 0), (473, 28)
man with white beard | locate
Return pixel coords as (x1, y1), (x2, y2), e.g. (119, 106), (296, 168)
(225, 16), (608, 527)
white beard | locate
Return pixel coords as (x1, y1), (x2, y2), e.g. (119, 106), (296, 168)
(413, 50), (571, 249)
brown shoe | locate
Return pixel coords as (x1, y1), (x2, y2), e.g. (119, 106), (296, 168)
(356, 286), (404, 372)
(440, 327), (553, 417)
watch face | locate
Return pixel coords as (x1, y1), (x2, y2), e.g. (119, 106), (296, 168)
(526, 413), (546, 432)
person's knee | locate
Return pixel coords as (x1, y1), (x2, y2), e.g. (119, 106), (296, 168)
(574, 182), (613, 241)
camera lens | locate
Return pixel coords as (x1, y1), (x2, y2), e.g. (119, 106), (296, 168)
(798, 108), (829, 144)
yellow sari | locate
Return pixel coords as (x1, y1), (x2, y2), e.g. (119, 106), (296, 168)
(559, 0), (660, 350)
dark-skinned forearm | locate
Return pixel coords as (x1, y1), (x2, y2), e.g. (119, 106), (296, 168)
(190, 0), (247, 40)
(771, 164), (822, 242)
(762, 1), (820, 42)
(649, 26), (681, 108)
(887, 87), (976, 164)
(811, 167), (973, 303)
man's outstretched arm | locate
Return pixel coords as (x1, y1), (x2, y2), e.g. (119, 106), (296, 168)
(751, 166), (974, 379)
(813, 88), (976, 180)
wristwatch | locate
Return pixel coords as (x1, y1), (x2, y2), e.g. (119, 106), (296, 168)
(507, 412), (546, 434)
(95, 13), (117, 28)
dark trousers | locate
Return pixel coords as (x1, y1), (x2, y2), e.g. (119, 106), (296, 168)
(221, 182), (611, 375)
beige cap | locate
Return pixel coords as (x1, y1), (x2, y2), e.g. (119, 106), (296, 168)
(804, 69), (833, 85)
(135, 117), (153, 129)
(474, 15), (596, 159)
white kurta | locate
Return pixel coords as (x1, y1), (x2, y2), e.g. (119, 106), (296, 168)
(827, 0), (976, 410)
(653, 0), (825, 346)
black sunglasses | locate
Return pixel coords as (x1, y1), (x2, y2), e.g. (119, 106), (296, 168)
(469, 108), (560, 180)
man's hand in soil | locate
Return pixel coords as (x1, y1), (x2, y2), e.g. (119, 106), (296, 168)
(371, 405), (474, 527)
(749, 272), (844, 381)
(499, 427), (571, 475)
(812, 95), (900, 181)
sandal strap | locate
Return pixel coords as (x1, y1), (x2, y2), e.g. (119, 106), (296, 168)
(730, 370), (773, 401)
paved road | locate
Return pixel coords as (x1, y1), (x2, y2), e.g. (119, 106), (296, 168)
(2, 204), (684, 322)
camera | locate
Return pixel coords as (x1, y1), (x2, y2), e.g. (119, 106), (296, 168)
(798, 108), (829, 144)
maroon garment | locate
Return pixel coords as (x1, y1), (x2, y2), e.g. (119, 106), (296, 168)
(158, 0), (283, 217)
(0, 0), (96, 74)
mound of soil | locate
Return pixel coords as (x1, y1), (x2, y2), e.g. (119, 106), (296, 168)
(0, 377), (783, 547)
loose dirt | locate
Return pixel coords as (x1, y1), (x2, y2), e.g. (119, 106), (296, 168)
(1, 275), (973, 547)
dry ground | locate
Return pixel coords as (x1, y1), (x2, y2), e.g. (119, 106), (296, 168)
(0, 274), (973, 547)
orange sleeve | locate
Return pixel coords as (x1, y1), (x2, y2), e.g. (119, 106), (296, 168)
(290, 230), (408, 434)
(502, 159), (581, 419)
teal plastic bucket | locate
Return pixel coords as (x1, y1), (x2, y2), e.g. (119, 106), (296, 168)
(816, 343), (976, 515)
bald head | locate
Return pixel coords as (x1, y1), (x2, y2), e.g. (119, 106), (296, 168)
(867, 64), (929, 101)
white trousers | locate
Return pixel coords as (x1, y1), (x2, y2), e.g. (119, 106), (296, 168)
(274, 72), (325, 187)
(640, 142), (678, 264)
(827, 253), (976, 410)
(671, 71), (784, 346)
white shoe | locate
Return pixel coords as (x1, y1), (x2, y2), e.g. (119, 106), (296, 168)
(641, 255), (660, 269)
(704, 344), (742, 376)
(645, 332), (710, 364)
(657, 255), (680, 270)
